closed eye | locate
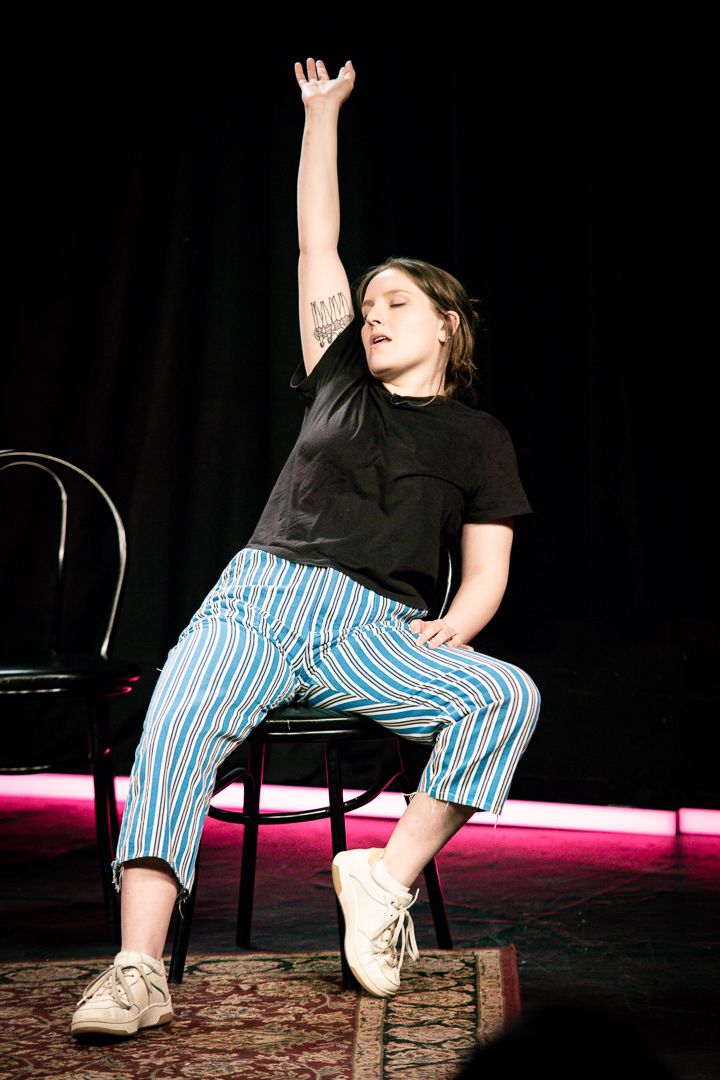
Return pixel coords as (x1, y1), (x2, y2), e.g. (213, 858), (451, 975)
(363, 303), (405, 323)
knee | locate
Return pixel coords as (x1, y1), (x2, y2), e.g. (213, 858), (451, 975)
(504, 662), (541, 730)
(512, 662), (540, 703)
(481, 660), (540, 724)
(507, 660), (539, 712)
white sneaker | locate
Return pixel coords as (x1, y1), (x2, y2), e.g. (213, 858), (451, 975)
(70, 950), (173, 1037)
(332, 847), (419, 997)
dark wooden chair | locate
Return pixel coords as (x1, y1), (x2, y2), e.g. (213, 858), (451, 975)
(169, 549), (460, 987)
(0, 451), (141, 930)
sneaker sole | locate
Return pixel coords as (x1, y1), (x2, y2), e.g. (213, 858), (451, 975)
(332, 859), (398, 999)
(71, 1002), (173, 1037)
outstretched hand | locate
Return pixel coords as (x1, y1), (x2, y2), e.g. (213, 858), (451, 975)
(409, 618), (474, 651)
(294, 58), (356, 108)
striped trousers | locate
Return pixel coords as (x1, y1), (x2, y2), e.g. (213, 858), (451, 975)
(114, 547), (540, 894)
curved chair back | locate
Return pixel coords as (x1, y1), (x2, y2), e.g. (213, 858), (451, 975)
(0, 451), (128, 660)
(436, 545), (455, 619)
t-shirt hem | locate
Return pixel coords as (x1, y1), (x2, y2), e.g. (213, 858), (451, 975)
(244, 543), (428, 616)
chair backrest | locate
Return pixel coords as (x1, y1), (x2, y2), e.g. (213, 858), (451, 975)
(430, 535), (461, 621)
(0, 451), (128, 660)
(435, 547), (453, 619)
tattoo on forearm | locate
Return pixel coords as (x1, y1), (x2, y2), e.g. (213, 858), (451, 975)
(311, 292), (352, 347)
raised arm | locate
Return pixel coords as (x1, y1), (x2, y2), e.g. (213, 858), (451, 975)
(294, 57), (356, 375)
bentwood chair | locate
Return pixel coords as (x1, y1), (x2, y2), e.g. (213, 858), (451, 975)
(0, 451), (141, 929)
(169, 546), (461, 987)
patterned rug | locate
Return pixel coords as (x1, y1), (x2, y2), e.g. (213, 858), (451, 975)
(0, 948), (520, 1079)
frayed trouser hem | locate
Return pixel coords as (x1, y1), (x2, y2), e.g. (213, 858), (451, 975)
(412, 786), (502, 828)
(111, 856), (190, 914)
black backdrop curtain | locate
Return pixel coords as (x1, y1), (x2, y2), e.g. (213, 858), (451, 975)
(2, 21), (714, 808)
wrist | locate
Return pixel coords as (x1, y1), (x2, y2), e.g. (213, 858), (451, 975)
(442, 608), (489, 644)
(303, 99), (342, 120)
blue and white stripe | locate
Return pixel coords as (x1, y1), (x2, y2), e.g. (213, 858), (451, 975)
(114, 547), (540, 893)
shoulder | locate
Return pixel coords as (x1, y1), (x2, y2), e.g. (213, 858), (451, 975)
(442, 400), (517, 446)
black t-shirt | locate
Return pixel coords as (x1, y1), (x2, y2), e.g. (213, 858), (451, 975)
(247, 319), (532, 611)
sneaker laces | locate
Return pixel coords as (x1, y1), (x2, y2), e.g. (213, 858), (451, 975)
(370, 889), (420, 970)
(79, 961), (159, 1012)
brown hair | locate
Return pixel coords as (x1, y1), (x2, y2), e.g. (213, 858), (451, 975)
(354, 256), (480, 400)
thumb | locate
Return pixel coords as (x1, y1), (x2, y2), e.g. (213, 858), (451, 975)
(409, 619), (425, 632)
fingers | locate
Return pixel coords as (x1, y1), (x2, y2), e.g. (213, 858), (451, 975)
(293, 59), (315, 88)
(294, 57), (328, 85)
(294, 58), (355, 90)
(412, 619), (465, 650)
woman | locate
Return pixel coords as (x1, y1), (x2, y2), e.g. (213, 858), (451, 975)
(70, 57), (540, 1037)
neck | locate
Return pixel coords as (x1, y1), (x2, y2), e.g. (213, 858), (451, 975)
(380, 368), (446, 398)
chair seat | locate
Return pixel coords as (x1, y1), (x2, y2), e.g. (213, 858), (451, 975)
(255, 703), (401, 741)
(0, 656), (141, 695)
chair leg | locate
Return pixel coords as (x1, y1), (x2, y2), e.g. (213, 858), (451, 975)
(236, 741), (264, 948)
(96, 699), (120, 848)
(422, 857), (453, 949)
(169, 863), (200, 984)
(87, 697), (119, 935)
(105, 748), (120, 850)
(396, 739), (453, 950)
(325, 741), (358, 991)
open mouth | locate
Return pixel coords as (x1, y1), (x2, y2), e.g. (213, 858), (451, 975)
(371, 335), (391, 347)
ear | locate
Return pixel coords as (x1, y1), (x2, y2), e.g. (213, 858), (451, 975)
(439, 311), (460, 343)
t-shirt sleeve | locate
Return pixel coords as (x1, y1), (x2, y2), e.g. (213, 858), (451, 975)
(290, 318), (365, 403)
(463, 415), (533, 523)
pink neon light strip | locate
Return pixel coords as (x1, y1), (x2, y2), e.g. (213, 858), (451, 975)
(0, 774), (701, 837)
(677, 808), (720, 836)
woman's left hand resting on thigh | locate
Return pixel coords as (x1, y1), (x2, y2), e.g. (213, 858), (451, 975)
(410, 617), (475, 650)
(411, 519), (515, 649)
